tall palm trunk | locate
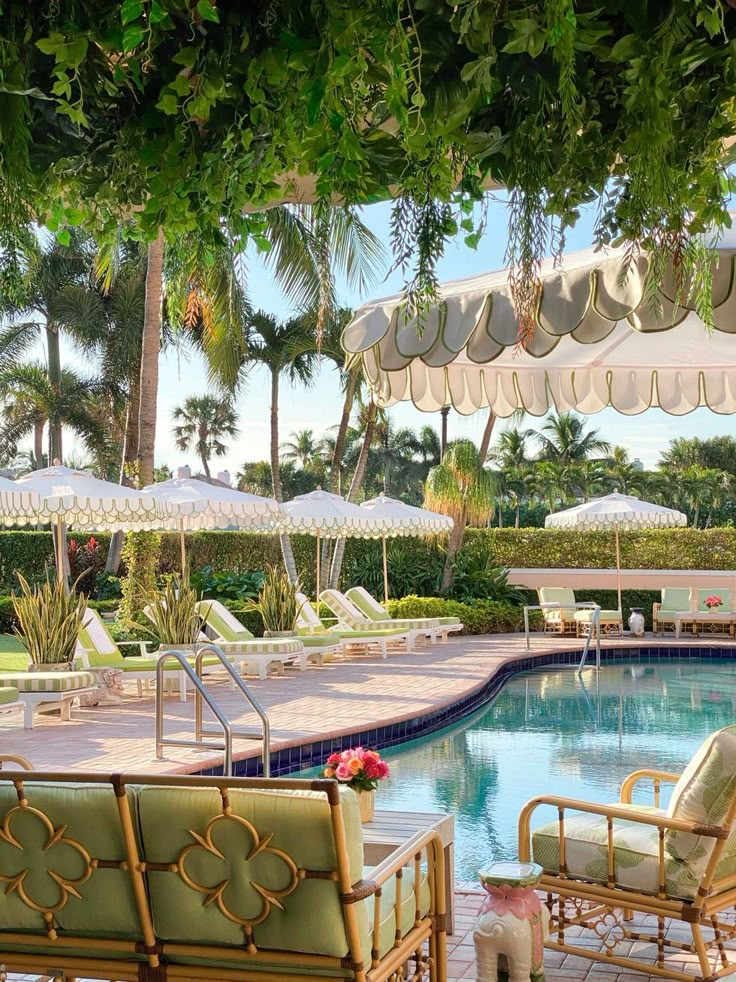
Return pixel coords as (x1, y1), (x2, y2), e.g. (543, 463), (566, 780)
(441, 516), (465, 593)
(320, 371), (359, 588)
(137, 230), (165, 487)
(46, 324), (62, 462)
(105, 376), (141, 574)
(329, 400), (377, 589)
(478, 411), (496, 463)
(270, 369), (298, 582)
(200, 427), (211, 479)
(515, 500), (521, 528)
(33, 421), (44, 469)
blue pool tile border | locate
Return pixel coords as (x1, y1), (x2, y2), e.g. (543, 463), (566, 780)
(193, 645), (736, 778)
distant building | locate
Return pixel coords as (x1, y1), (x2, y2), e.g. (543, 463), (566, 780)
(632, 458), (644, 471)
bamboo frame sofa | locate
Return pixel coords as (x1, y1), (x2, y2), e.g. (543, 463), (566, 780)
(537, 587), (623, 636)
(0, 762), (447, 982)
(518, 723), (736, 981)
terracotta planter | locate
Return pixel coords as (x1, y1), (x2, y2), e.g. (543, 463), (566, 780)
(27, 661), (75, 672)
(357, 790), (375, 824)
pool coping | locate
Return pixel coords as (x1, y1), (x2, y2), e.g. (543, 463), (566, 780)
(192, 638), (736, 778)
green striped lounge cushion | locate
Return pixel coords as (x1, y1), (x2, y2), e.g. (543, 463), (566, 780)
(196, 600), (254, 642)
(295, 593), (325, 631)
(0, 687), (19, 705)
(77, 609), (126, 668)
(320, 590), (373, 631)
(0, 672), (96, 693)
(346, 587), (390, 621)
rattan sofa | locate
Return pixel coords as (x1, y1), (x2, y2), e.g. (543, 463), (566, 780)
(518, 723), (736, 980)
(0, 762), (447, 982)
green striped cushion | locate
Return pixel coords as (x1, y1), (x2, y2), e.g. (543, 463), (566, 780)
(293, 634), (341, 648)
(226, 639), (302, 654)
(116, 655), (230, 672)
(346, 587), (390, 621)
(0, 671), (96, 693)
(295, 593), (324, 630)
(378, 617), (441, 629)
(337, 628), (408, 639)
(321, 590), (367, 630)
(196, 600), (254, 641)
(0, 687), (19, 705)
(77, 610), (127, 668)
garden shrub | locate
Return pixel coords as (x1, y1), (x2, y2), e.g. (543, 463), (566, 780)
(387, 596), (543, 635)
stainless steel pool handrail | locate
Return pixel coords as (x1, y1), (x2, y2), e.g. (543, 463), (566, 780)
(523, 601), (601, 674)
(154, 644), (271, 777)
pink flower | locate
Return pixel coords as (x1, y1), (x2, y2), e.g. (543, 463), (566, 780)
(326, 752), (341, 766)
(335, 762), (352, 781)
(364, 760), (381, 779)
(348, 757), (363, 775)
(363, 750), (379, 764)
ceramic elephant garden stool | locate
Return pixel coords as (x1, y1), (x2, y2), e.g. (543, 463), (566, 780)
(473, 861), (550, 982)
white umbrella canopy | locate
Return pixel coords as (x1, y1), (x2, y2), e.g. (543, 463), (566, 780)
(0, 475), (42, 526)
(279, 489), (387, 604)
(359, 495), (454, 604)
(545, 493), (688, 615)
(341, 230), (736, 416)
(140, 477), (283, 571)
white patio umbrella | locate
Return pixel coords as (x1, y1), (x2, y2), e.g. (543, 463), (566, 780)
(9, 466), (172, 583)
(545, 493), (688, 615)
(341, 230), (736, 416)
(359, 495), (453, 604)
(279, 489), (386, 607)
(141, 477), (283, 571)
(0, 476), (42, 527)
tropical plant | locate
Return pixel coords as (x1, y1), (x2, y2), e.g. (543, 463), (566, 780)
(346, 541), (442, 600)
(190, 566), (265, 603)
(243, 566), (302, 635)
(118, 531), (160, 623)
(172, 394), (239, 479)
(12, 572), (87, 667)
(535, 412), (610, 464)
(449, 551), (525, 605)
(280, 429), (324, 470)
(136, 570), (201, 646)
(424, 440), (496, 591)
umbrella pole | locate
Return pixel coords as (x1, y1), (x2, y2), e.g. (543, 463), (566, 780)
(616, 527), (622, 616)
(382, 536), (389, 607)
(179, 519), (186, 575)
(55, 516), (69, 595)
(316, 528), (321, 612)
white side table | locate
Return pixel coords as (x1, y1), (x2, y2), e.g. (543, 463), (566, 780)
(474, 861), (549, 982)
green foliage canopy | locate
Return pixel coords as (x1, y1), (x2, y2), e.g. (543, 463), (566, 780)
(2, 2), (736, 326)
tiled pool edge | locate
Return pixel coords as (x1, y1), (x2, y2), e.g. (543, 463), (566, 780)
(194, 642), (736, 779)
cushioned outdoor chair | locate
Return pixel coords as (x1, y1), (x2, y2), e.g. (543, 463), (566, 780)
(537, 587), (622, 637)
(345, 586), (463, 642)
(0, 669), (97, 728)
(0, 768), (447, 982)
(195, 599), (308, 678)
(321, 589), (431, 655)
(295, 592), (411, 661)
(0, 686), (22, 726)
(518, 723), (736, 981)
(653, 587), (694, 635)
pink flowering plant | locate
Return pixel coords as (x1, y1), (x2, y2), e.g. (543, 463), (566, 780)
(324, 747), (390, 792)
(706, 595), (723, 609)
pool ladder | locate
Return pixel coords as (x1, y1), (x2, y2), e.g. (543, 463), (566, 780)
(154, 643), (271, 777)
(523, 602), (602, 675)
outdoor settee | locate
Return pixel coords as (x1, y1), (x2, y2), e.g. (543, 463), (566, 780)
(537, 587), (623, 636)
(519, 722), (736, 980)
(0, 762), (447, 982)
(654, 588), (736, 637)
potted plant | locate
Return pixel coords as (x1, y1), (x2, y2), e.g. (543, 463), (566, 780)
(137, 570), (202, 651)
(324, 747), (391, 823)
(12, 572), (88, 672)
(243, 566), (302, 638)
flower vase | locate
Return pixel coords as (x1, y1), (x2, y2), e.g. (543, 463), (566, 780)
(357, 790), (375, 823)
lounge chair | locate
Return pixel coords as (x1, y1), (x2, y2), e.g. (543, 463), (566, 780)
(195, 599), (308, 678)
(321, 588), (434, 654)
(0, 670), (97, 728)
(537, 586), (622, 637)
(519, 722), (736, 981)
(345, 585), (463, 641)
(653, 587), (693, 635)
(295, 592), (411, 660)
(0, 686), (22, 726)
(0, 767), (447, 982)
(75, 608), (231, 702)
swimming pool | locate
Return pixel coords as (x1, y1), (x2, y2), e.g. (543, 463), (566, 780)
(304, 660), (736, 881)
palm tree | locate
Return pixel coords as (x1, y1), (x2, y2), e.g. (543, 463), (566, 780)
(172, 395), (239, 480)
(607, 460), (646, 495)
(493, 424), (535, 468)
(280, 429), (322, 469)
(535, 411), (610, 464)
(424, 440), (496, 591)
(569, 459), (608, 501)
(0, 363), (109, 468)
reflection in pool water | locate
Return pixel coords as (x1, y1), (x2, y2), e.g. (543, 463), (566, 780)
(304, 661), (736, 881)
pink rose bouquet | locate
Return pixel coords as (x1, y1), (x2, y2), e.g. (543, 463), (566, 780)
(706, 595), (723, 609)
(324, 747), (390, 792)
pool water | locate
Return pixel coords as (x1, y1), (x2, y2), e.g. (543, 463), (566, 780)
(304, 661), (736, 881)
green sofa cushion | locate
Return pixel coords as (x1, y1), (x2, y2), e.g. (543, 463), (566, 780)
(0, 782), (142, 939)
(136, 784), (366, 959)
(661, 587), (691, 611)
(293, 634), (341, 648)
(0, 671), (95, 693)
(0, 686), (19, 705)
(698, 588), (731, 611)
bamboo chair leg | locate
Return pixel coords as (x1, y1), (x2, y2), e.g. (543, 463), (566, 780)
(691, 922), (712, 980)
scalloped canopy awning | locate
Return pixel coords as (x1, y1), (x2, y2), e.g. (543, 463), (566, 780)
(342, 231), (736, 416)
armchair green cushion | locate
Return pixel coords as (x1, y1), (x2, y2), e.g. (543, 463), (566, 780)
(538, 588), (576, 619)
(661, 587), (691, 612)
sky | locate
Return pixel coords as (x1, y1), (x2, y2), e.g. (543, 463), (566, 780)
(49, 195), (736, 476)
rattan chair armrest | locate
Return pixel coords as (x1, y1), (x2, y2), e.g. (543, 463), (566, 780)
(368, 828), (444, 886)
(518, 794), (728, 860)
(620, 768), (682, 804)
(0, 754), (33, 771)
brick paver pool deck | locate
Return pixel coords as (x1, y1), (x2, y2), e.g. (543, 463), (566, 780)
(4, 631), (735, 981)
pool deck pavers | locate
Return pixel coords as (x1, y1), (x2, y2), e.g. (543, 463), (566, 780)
(3, 631), (735, 981)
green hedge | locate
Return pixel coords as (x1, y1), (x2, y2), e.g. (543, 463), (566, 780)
(387, 596), (544, 635)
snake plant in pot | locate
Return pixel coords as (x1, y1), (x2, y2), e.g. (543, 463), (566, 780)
(243, 566), (303, 637)
(12, 573), (88, 671)
(136, 570), (202, 651)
